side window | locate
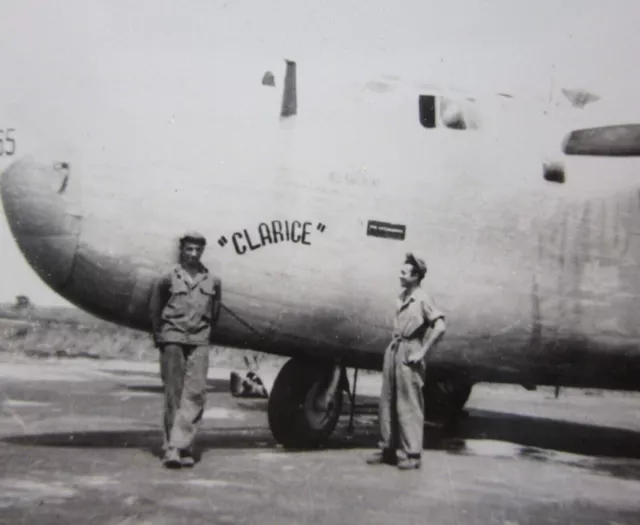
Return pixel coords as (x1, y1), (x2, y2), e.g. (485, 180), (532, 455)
(418, 95), (479, 130)
(418, 95), (436, 129)
(439, 98), (467, 130)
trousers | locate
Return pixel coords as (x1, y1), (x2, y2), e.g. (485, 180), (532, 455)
(378, 339), (426, 458)
(159, 343), (210, 451)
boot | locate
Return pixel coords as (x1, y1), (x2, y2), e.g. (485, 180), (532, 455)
(162, 447), (182, 469)
(365, 449), (398, 465)
(397, 456), (421, 470)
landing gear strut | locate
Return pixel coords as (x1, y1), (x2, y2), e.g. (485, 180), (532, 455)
(267, 358), (473, 448)
(267, 357), (345, 449)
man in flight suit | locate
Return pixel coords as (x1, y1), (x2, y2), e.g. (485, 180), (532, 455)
(367, 253), (446, 470)
(149, 231), (221, 469)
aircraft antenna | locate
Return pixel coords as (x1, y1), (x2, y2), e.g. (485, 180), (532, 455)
(281, 60), (297, 118)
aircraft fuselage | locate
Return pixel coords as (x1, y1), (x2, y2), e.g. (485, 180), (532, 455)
(2, 47), (640, 393)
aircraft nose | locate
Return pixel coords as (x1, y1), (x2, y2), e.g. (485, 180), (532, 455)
(1, 157), (82, 293)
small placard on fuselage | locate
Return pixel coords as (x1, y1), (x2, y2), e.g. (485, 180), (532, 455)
(366, 220), (406, 240)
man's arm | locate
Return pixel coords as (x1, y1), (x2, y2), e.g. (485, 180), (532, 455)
(148, 274), (170, 346)
(406, 293), (446, 364)
(420, 318), (446, 359)
(208, 277), (222, 344)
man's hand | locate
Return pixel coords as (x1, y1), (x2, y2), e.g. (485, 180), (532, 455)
(404, 318), (446, 366)
(404, 349), (426, 365)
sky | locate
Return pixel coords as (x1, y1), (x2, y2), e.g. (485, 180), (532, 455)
(2, 0), (640, 307)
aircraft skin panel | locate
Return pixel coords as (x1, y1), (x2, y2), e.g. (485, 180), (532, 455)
(526, 188), (640, 389)
(5, 152), (640, 389)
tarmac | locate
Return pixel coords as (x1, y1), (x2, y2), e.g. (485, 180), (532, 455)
(1, 356), (640, 525)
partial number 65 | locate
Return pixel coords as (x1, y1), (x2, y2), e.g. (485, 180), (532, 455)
(0, 128), (16, 156)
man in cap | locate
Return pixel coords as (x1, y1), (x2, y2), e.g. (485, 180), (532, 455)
(367, 253), (446, 470)
(149, 231), (221, 468)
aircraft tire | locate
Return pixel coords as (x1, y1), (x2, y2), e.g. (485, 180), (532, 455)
(423, 369), (472, 422)
(267, 357), (343, 449)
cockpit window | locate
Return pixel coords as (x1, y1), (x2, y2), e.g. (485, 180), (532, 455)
(440, 97), (469, 130)
(418, 95), (437, 129)
(419, 94), (480, 130)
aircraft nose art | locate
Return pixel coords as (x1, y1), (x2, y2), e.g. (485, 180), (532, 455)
(1, 157), (82, 293)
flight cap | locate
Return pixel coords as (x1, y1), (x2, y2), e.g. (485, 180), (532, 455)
(180, 230), (207, 246)
(405, 252), (427, 280)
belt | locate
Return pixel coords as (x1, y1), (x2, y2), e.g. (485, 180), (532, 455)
(389, 334), (413, 349)
(391, 333), (414, 340)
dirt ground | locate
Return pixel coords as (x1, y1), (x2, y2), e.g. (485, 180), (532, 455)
(1, 356), (639, 525)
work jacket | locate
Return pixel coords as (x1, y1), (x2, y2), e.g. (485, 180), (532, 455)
(149, 263), (221, 346)
(387, 286), (445, 362)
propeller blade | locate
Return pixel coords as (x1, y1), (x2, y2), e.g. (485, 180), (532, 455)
(563, 124), (640, 156)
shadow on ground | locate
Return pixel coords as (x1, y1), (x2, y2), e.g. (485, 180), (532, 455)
(123, 377), (230, 394)
(345, 398), (640, 461)
(439, 408), (640, 460)
(2, 428), (276, 462)
(4, 403), (640, 461)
